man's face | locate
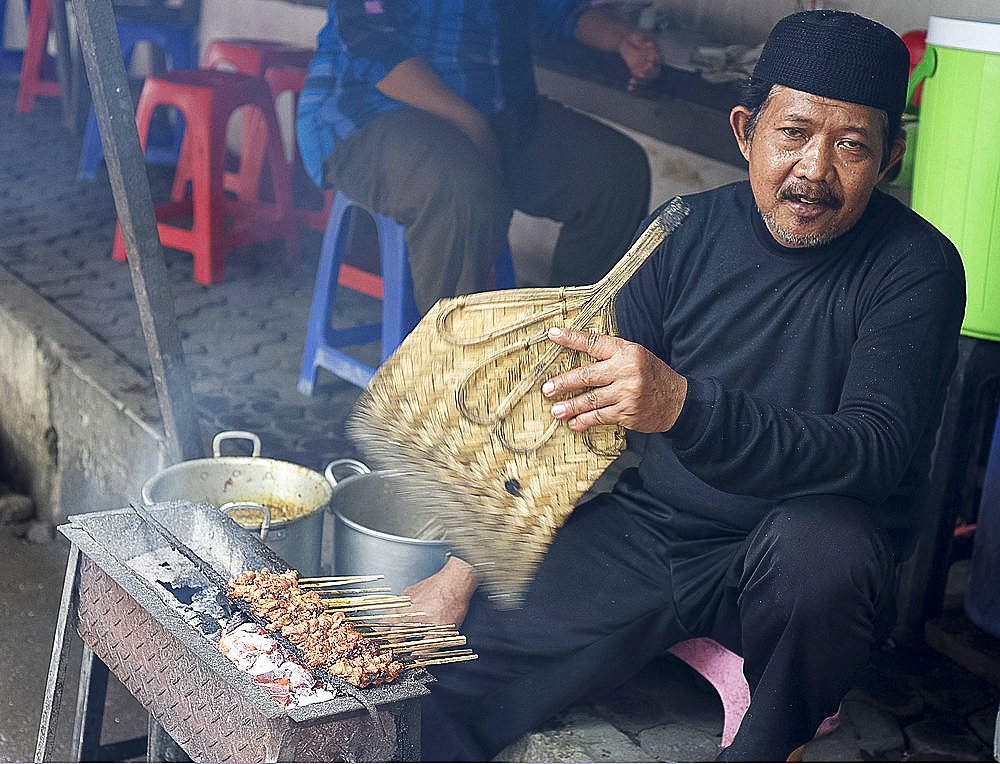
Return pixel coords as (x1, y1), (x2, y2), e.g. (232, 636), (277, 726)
(730, 85), (904, 247)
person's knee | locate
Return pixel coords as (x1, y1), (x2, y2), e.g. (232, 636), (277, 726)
(743, 496), (893, 618)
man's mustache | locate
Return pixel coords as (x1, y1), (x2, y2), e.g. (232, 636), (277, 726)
(778, 182), (843, 210)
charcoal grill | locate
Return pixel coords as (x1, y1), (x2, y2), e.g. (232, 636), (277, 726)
(35, 500), (432, 762)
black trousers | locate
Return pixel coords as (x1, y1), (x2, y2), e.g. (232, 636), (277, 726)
(419, 491), (896, 761)
(321, 97), (651, 313)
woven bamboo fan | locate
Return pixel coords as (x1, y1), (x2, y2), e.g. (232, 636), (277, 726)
(348, 196), (691, 607)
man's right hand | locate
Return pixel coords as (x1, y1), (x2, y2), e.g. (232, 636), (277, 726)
(400, 555), (479, 627)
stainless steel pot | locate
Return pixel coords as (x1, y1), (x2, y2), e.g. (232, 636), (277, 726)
(141, 431), (332, 575)
(326, 459), (450, 595)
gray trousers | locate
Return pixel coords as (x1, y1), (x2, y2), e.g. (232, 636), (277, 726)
(321, 98), (651, 313)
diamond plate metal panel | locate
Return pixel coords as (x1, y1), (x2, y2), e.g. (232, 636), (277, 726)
(73, 551), (418, 761)
(76, 554), (276, 762)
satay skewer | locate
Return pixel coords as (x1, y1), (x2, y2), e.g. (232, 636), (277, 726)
(332, 601), (415, 613)
(319, 594), (409, 606)
(408, 652), (479, 668)
(345, 611), (428, 621)
(367, 624), (459, 638)
(385, 636), (467, 651)
(298, 574), (386, 586)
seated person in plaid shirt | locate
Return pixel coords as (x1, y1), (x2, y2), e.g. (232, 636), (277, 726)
(296, 0), (661, 312)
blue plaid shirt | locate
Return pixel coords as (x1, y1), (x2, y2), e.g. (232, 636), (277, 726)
(296, 0), (595, 186)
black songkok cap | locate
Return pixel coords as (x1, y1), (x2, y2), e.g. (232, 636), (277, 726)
(753, 10), (910, 127)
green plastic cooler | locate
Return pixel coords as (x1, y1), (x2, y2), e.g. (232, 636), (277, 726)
(908, 16), (1000, 340)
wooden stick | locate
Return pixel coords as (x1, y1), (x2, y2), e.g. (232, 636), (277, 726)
(304, 586), (393, 594)
(324, 599), (412, 613)
(319, 594), (410, 606)
(386, 636), (467, 651)
(346, 611), (427, 621)
(367, 625), (459, 637)
(332, 601), (415, 613)
(408, 653), (479, 668)
(298, 574), (385, 585)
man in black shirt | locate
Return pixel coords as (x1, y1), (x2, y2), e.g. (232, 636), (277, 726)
(408, 10), (966, 761)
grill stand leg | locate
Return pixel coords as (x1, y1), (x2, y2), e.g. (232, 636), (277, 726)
(35, 545), (82, 762)
(36, 543), (150, 762)
(147, 718), (191, 762)
(72, 646), (109, 760)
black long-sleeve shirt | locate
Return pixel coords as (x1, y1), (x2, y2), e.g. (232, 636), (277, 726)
(614, 181), (965, 589)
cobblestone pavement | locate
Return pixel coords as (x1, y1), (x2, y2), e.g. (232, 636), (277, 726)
(0, 76), (369, 476)
(2, 76), (1000, 762)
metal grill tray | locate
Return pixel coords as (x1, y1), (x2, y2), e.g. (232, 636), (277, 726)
(60, 502), (430, 761)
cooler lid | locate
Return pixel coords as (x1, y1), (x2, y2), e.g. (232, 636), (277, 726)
(926, 16), (1000, 54)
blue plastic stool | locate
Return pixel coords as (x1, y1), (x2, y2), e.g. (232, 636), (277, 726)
(298, 192), (516, 392)
(76, 17), (195, 181)
(0, 0), (28, 74)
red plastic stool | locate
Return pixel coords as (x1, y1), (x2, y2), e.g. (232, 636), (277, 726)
(201, 38), (314, 75)
(195, 38), (315, 202)
(112, 69), (295, 285)
(15, 0), (60, 113)
(264, 65), (333, 233)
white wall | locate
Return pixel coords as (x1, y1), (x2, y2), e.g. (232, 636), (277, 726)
(198, 0), (325, 53)
(192, 0), (1000, 63)
(648, 0), (999, 45)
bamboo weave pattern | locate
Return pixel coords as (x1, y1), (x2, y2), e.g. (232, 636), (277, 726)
(349, 197), (691, 606)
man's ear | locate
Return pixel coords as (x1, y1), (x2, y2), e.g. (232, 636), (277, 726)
(878, 137), (907, 181)
(730, 106), (753, 162)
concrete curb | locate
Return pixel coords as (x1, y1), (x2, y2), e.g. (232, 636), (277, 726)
(0, 267), (166, 521)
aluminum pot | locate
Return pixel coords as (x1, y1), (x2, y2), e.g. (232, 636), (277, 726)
(326, 459), (450, 595)
(141, 431), (332, 575)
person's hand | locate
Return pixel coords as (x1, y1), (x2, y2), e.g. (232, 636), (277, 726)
(399, 556), (479, 627)
(455, 109), (502, 173)
(617, 29), (662, 91)
(542, 327), (686, 433)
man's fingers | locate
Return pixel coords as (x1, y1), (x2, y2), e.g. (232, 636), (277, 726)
(542, 327), (628, 400)
(546, 326), (621, 360)
(549, 386), (605, 421)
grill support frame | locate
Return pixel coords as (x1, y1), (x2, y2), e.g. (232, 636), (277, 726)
(35, 506), (428, 762)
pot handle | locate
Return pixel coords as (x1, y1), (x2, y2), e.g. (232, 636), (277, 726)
(213, 430), (262, 458)
(906, 45), (936, 112)
(324, 458), (370, 487)
(220, 501), (272, 540)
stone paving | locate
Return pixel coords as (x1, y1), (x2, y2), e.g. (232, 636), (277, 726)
(2, 75), (1000, 762)
(0, 76), (368, 476)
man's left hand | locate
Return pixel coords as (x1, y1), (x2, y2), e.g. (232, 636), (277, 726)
(541, 327), (687, 433)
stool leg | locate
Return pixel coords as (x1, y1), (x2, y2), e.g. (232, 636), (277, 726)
(191, 94), (227, 285)
(375, 211), (417, 362)
(259, 100), (297, 262)
(77, 108), (104, 181)
(299, 194), (349, 394)
(16, 0), (60, 113)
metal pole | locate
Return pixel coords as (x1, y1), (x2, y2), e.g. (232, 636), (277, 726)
(34, 545), (81, 763)
(67, 0), (204, 462)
